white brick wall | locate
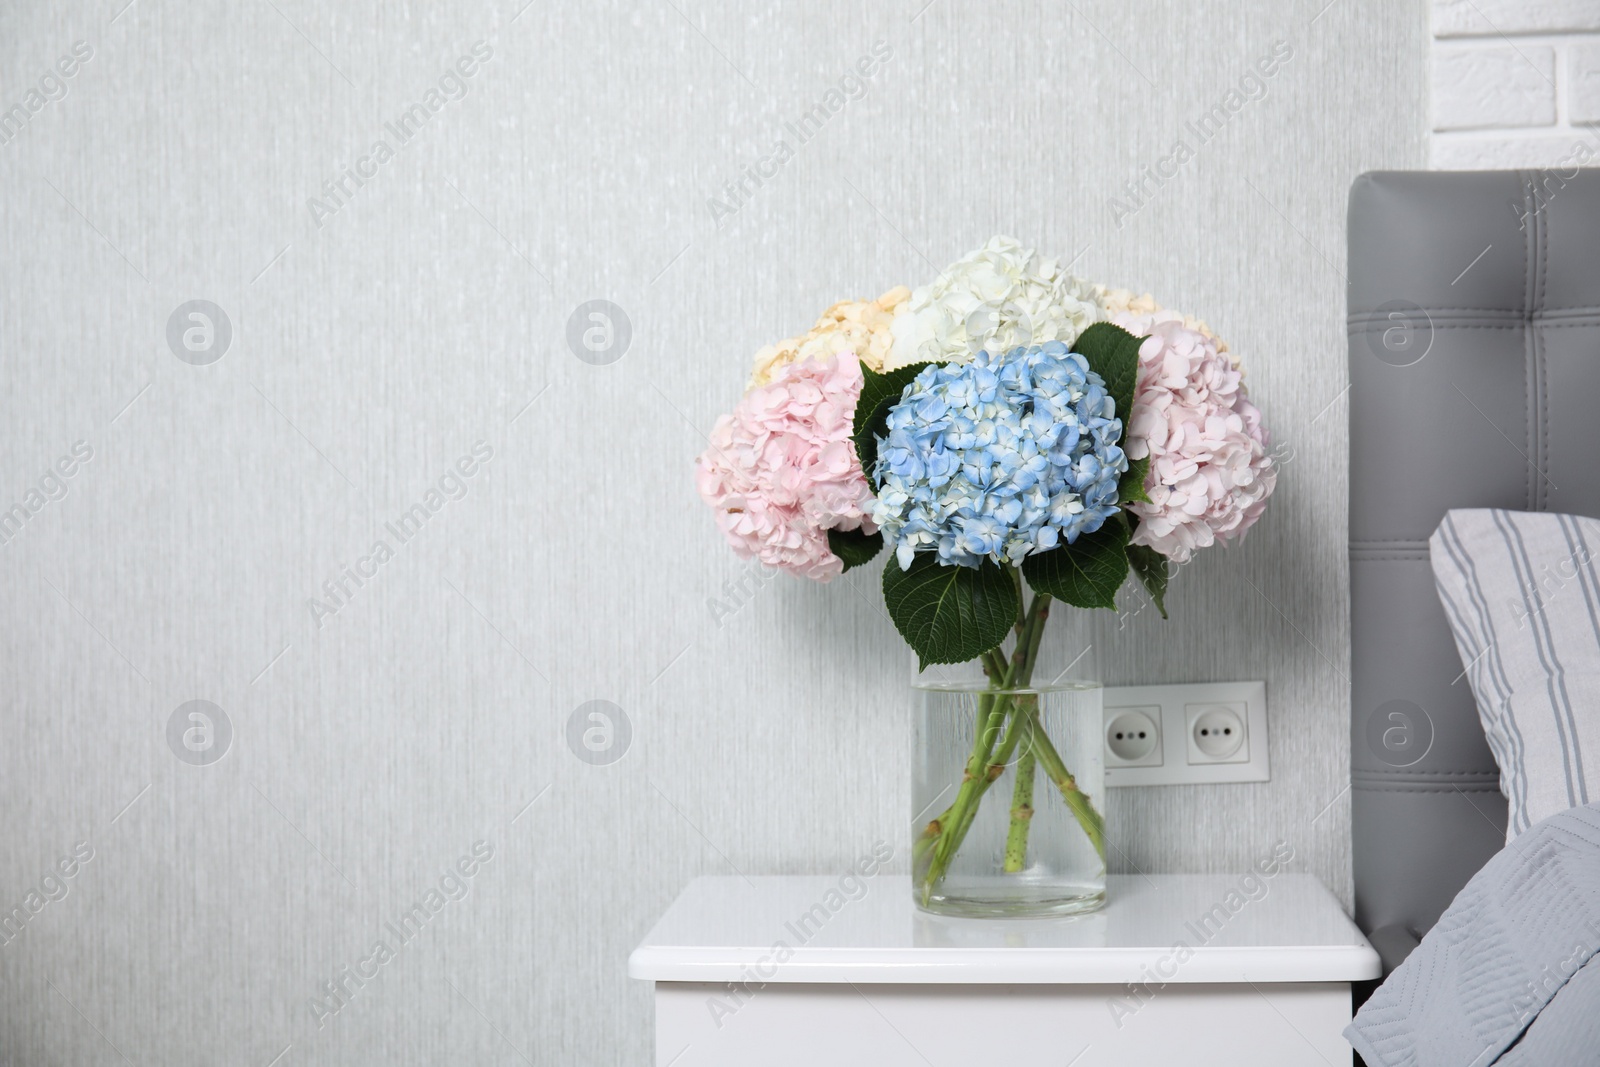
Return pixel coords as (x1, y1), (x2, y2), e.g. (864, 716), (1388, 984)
(1434, 46), (1556, 130)
(1571, 43), (1600, 123)
(1435, 0), (1600, 37)
(1432, 0), (1600, 169)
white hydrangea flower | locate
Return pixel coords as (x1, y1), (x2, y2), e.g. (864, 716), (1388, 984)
(884, 236), (1103, 371)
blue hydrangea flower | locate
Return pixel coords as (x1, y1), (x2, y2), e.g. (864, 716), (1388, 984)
(870, 341), (1127, 570)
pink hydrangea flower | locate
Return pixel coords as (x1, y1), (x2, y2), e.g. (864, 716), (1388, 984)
(1112, 312), (1276, 564)
(695, 352), (877, 582)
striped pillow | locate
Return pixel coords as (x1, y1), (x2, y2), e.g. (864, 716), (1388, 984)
(1431, 509), (1600, 841)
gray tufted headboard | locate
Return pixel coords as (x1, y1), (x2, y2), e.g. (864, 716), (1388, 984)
(1347, 169), (1600, 971)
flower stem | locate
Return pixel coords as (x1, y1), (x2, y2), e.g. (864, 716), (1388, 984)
(914, 681), (1004, 890)
(1031, 723), (1107, 864)
(998, 595), (1051, 871)
(921, 690), (1027, 897)
(915, 586), (1111, 903)
(1002, 716), (1037, 872)
(919, 594), (1044, 898)
(1010, 593), (1049, 685)
(915, 652), (998, 870)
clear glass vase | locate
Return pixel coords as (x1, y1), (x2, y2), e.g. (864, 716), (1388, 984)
(911, 679), (1106, 918)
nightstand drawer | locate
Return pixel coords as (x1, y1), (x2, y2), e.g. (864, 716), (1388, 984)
(632, 873), (1379, 1065)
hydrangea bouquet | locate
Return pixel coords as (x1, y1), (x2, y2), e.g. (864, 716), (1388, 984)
(697, 236), (1276, 911)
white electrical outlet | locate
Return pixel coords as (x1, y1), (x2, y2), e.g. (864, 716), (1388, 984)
(1103, 681), (1268, 786)
(1186, 702), (1249, 764)
(1105, 707), (1162, 767)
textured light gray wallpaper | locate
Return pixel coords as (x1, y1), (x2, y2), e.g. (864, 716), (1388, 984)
(0, 1), (1423, 1063)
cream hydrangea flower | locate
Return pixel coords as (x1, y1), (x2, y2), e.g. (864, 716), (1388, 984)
(749, 287), (910, 388)
(1094, 284), (1232, 361)
(883, 236), (1101, 371)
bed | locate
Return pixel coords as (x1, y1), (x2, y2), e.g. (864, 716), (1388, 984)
(1346, 169), (1600, 1060)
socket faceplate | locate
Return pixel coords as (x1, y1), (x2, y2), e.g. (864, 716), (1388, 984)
(1106, 707), (1163, 766)
(1103, 681), (1268, 786)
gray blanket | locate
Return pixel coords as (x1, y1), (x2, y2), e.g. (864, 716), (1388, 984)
(1346, 802), (1600, 1066)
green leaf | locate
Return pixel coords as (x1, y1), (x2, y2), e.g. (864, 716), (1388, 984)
(1021, 519), (1130, 611)
(853, 363), (934, 442)
(1118, 454), (1150, 504)
(881, 554), (1018, 670)
(852, 362), (933, 480)
(1125, 543), (1170, 620)
(827, 527), (883, 572)
(852, 398), (892, 477)
(1071, 322), (1142, 428)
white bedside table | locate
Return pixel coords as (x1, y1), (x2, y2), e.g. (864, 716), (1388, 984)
(630, 872), (1379, 1066)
